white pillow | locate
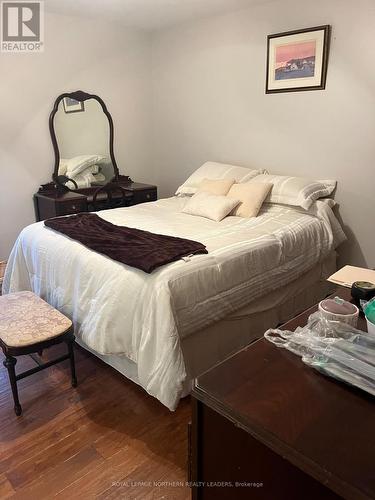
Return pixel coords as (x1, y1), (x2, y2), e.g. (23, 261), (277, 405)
(176, 161), (266, 196)
(250, 174), (336, 210)
(66, 155), (107, 177)
(182, 192), (240, 222)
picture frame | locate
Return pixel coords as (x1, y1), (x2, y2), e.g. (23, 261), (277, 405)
(266, 25), (330, 94)
(63, 97), (85, 113)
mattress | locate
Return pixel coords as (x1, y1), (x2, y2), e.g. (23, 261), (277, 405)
(4, 196), (345, 409)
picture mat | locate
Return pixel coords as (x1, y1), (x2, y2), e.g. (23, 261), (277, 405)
(268, 29), (325, 90)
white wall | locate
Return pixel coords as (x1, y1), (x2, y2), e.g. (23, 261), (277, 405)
(151, 0), (375, 267)
(1, 1), (374, 268)
(0, 12), (153, 259)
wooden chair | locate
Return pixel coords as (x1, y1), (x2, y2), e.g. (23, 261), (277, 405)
(0, 291), (77, 416)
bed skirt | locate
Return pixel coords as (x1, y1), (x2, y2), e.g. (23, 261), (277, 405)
(76, 251), (336, 402)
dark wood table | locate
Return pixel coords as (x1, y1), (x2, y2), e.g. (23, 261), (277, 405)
(190, 288), (374, 500)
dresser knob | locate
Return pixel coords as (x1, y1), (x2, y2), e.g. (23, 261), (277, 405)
(146, 194), (150, 199)
(72, 205), (76, 210)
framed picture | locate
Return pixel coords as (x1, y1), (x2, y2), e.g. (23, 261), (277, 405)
(63, 97), (85, 113)
(266, 25), (330, 93)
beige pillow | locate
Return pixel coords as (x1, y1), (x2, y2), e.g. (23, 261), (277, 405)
(198, 178), (235, 196)
(227, 182), (273, 218)
(182, 192), (240, 222)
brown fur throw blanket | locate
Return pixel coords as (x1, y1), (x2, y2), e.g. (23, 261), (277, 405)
(44, 213), (208, 273)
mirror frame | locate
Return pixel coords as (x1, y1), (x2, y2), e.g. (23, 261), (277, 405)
(49, 90), (120, 189)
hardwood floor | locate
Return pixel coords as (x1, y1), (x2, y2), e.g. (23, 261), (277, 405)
(0, 344), (191, 499)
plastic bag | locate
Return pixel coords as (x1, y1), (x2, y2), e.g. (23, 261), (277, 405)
(264, 312), (375, 396)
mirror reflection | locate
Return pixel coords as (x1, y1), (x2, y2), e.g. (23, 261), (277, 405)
(54, 97), (115, 189)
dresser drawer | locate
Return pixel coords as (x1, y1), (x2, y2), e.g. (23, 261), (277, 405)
(131, 188), (157, 205)
(57, 200), (87, 215)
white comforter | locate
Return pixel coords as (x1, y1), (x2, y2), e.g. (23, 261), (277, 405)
(4, 197), (345, 409)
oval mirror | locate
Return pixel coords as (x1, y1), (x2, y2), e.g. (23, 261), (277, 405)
(50, 91), (122, 191)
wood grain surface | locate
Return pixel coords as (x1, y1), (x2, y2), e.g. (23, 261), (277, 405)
(0, 344), (191, 499)
(193, 288), (374, 500)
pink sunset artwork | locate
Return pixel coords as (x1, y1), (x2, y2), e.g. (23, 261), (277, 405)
(276, 41), (316, 65)
(275, 40), (316, 80)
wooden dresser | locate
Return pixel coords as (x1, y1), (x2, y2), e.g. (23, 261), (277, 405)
(37, 90), (158, 221)
(190, 289), (374, 500)
(34, 181), (157, 221)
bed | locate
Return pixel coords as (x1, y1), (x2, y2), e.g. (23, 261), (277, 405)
(4, 187), (345, 410)
(5, 161), (347, 409)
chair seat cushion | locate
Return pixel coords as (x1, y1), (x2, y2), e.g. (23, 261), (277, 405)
(0, 292), (72, 348)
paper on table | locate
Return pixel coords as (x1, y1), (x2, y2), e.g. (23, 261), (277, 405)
(328, 265), (375, 288)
